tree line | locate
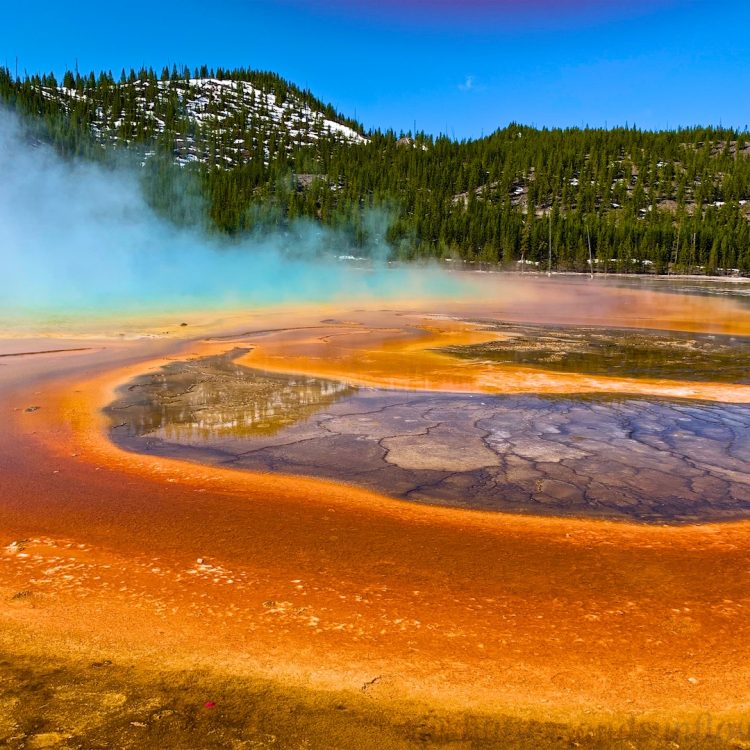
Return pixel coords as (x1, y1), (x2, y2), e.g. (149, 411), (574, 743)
(2, 65), (749, 274)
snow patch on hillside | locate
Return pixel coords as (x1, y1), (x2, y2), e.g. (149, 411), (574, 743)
(42, 77), (367, 168)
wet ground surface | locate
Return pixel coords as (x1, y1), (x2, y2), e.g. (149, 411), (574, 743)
(107, 350), (750, 524)
(106, 348), (354, 439)
(602, 275), (750, 307)
(440, 322), (750, 383)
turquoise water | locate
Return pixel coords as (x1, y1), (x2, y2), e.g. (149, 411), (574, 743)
(0, 111), (467, 321)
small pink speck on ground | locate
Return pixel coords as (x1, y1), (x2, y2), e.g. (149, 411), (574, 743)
(203, 701), (216, 709)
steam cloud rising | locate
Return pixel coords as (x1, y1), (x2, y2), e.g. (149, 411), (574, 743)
(0, 110), (464, 317)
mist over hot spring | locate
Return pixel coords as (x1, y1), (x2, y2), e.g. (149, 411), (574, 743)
(0, 110), (468, 318)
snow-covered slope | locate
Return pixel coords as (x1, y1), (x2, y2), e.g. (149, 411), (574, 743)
(41, 77), (367, 167)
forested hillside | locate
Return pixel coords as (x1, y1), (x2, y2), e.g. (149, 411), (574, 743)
(2, 65), (750, 274)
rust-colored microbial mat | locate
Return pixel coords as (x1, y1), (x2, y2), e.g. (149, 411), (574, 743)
(2, 279), (750, 746)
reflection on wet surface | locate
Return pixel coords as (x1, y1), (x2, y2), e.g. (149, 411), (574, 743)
(106, 348), (354, 439)
(107, 350), (750, 524)
(599, 275), (750, 307)
(440, 322), (750, 383)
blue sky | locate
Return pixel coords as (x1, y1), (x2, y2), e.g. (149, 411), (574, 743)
(1, 1), (748, 139)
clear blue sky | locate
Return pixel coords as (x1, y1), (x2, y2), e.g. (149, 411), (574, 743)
(1, 0), (748, 139)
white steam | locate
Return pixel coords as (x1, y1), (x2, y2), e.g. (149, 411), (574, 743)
(0, 110), (463, 315)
